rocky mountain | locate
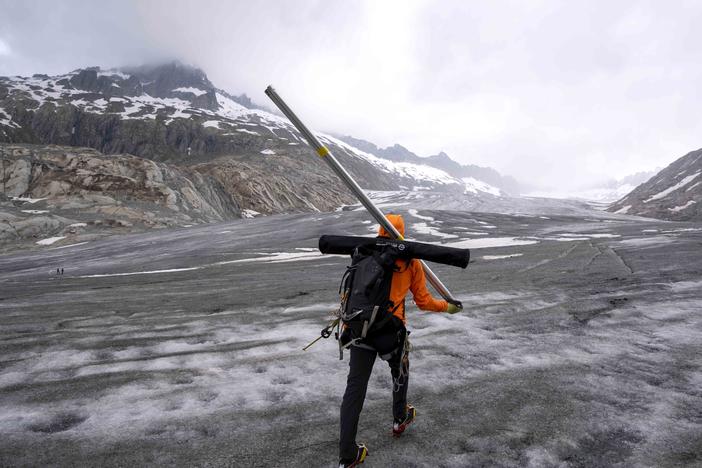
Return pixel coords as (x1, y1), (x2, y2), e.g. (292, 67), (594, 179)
(424, 151), (522, 195)
(2, 138), (407, 249)
(338, 135), (521, 195)
(0, 62), (507, 195)
(0, 143), (236, 250)
(0, 62), (524, 250)
(608, 149), (701, 221)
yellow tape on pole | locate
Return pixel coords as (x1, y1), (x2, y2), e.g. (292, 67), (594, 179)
(317, 146), (330, 157)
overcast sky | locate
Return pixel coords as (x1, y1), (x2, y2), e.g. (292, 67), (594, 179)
(1, 0), (701, 190)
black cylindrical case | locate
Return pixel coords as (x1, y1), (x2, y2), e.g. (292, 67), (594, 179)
(318, 235), (470, 269)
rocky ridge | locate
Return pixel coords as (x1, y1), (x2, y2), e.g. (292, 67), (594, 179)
(1, 140), (386, 250)
(338, 135), (521, 194)
(0, 62), (506, 196)
(608, 148), (702, 221)
(0, 143), (241, 250)
(0, 62), (524, 250)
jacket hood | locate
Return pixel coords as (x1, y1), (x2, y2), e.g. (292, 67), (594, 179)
(378, 214), (405, 238)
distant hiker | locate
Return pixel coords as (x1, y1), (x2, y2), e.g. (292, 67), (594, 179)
(338, 214), (462, 467)
(61, 268), (64, 275)
(56, 268), (60, 275)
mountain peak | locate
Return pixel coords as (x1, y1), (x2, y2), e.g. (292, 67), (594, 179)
(608, 148), (702, 220)
(431, 151), (451, 161)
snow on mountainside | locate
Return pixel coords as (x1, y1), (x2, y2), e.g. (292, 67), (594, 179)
(463, 177), (501, 196)
(608, 149), (702, 221)
(0, 62), (506, 199)
(319, 134), (457, 187)
(338, 135), (521, 194)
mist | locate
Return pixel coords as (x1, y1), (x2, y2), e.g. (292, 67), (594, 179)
(1, 0), (701, 190)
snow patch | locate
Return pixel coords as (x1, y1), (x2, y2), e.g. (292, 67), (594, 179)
(241, 209), (261, 218)
(36, 236), (65, 246)
(260, 149), (276, 155)
(202, 120), (221, 129)
(412, 223), (458, 239)
(458, 231), (490, 236)
(557, 233), (621, 239)
(173, 87), (208, 96)
(618, 236), (676, 247)
(215, 92), (249, 120)
(236, 128), (259, 135)
(80, 267), (200, 278)
(11, 196), (47, 204)
(482, 253), (524, 260)
(282, 303), (340, 314)
(669, 200), (696, 212)
(21, 210), (49, 214)
(444, 237), (539, 249)
(218, 251), (325, 264)
(614, 205), (631, 214)
(662, 227), (702, 233)
(462, 177), (501, 196)
(407, 209), (434, 221)
(0, 108), (20, 128)
(645, 172), (700, 202)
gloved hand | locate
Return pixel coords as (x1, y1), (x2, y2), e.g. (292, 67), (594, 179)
(446, 301), (463, 314)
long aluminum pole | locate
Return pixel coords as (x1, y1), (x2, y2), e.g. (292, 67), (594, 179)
(265, 85), (459, 304)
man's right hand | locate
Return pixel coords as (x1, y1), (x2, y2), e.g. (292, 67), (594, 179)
(446, 301), (463, 314)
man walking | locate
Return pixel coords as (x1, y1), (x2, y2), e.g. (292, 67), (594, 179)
(339, 214), (461, 467)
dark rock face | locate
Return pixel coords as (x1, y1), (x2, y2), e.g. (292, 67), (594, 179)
(122, 62), (219, 110)
(608, 149), (702, 221)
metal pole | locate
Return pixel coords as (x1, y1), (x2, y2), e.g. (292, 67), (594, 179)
(265, 86), (459, 304)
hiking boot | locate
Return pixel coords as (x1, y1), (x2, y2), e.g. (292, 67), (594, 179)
(392, 405), (416, 437)
(339, 443), (368, 467)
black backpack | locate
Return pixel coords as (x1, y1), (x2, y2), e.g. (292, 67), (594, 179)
(338, 244), (402, 347)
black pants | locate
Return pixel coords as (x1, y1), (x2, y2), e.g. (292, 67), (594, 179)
(339, 330), (409, 460)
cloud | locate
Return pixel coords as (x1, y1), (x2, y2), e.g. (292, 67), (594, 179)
(1, 0), (702, 190)
(0, 0), (166, 75)
(0, 38), (10, 56)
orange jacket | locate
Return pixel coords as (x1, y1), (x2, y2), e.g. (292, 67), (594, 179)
(379, 214), (448, 324)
